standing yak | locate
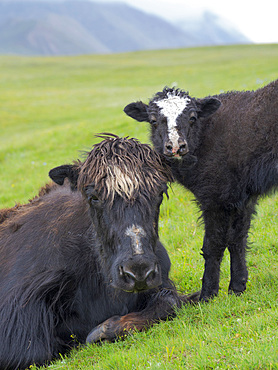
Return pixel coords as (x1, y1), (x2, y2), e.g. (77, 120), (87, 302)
(124, 80), (278, 301)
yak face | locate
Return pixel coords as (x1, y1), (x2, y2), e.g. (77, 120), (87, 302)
(49, 135), (172, 293)
(84, 183), (166, 293)
(124, 87), (221, 159)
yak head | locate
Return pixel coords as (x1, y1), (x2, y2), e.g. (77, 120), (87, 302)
(49, 134), (173, 293)
(124, 87), (221, 159)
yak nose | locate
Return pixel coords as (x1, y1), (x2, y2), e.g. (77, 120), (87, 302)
(119, 259), (161, 292)
(164, 139), (188, 157)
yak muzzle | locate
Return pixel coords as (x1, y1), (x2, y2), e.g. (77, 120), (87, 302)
(163, 139), (189, 157)
(117, 257), (161, 292)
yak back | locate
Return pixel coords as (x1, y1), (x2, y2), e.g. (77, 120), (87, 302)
(0, 183), (93, 290)
(183, 80), (278, 208)
(205, 80), (278, 164)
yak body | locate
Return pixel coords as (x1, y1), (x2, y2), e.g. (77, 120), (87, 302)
(0, 185), (133, 368)
(0, 135), (195, 369)
(124, 80), (278, 301)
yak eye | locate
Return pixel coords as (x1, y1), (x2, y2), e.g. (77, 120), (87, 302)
(90, 194), (99, 203)
(85, 186), (100, 203)
(189, 116), (197, 124)
(150, 114), (157, 126)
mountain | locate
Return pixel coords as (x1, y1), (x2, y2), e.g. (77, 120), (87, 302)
(0, 1), (250, 56)
(176, 11), (250, 46)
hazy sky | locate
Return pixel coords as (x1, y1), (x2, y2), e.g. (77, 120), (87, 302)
(100, 0), (278, 43)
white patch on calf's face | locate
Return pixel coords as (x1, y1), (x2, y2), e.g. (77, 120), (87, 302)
(155, 93), (190, 151)
(125, 225), (146, 255)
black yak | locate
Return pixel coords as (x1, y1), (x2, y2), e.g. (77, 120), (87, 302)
(0, 135), (198, 369)
(124, 80), (278, 301)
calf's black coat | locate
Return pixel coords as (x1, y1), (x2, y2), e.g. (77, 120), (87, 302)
(124, 80), (278, 301)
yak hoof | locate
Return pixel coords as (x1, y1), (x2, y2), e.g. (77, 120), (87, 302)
(199, 290), (218, 302)
(228, 280), (247, 296)
(228, 288), (246, 296)
(181, 291), (201, 303)
(86, 315), (121, 344)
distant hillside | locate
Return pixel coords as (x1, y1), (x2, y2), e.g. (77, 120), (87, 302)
(0, 1), (250, 56)
(176, 11), (250, 46)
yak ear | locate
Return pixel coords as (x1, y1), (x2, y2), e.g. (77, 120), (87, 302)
(196, 97), (221, 118)
(124, 101), (149, 122)
(49, 164), (79, 188)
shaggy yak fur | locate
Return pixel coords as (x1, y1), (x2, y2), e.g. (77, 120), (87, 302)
(124, 79), (278, 301)
(0, 135), (199, 369)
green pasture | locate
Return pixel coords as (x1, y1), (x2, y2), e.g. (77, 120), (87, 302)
(0, 44), (278, 369)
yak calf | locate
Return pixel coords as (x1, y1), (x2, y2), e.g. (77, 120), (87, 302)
(0, 135), (198, 370)
(124, 80), (278, 301)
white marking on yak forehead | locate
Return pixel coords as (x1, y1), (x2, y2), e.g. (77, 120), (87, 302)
(155, 93), (191, 150)
(125, 225), (146, 255)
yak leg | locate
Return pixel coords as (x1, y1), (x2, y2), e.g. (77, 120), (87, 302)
(86, 289), (199, 344)
(200, 208), (230, 301)
(227, 199), (257, 295)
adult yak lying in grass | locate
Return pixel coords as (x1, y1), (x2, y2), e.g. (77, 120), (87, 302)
(0, 135), (198, 370)
(124, 80), (278, 301)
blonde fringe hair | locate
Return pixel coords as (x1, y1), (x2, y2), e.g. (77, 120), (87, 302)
(77, 134), (172, 203)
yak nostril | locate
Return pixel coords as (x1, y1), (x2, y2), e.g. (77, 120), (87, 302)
(177, 142), (188, 155)
(123, 270), (136, 280)
(164, 141), (175, 156)
(119, 266), (136, 280)
(143, 266), (156, 281)
(146, 263), (159, 277)
(179, 144), (187, 153)
(166, 144), (173, 152)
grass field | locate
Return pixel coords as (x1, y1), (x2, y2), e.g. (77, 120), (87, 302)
(0, 44), (278, 369)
